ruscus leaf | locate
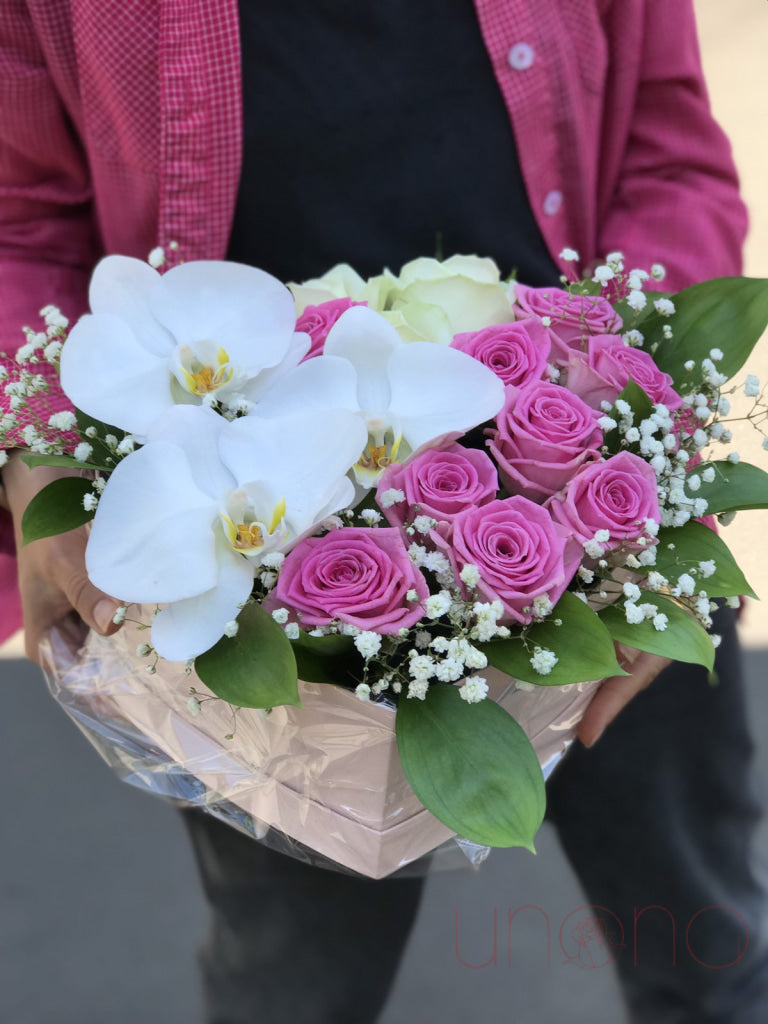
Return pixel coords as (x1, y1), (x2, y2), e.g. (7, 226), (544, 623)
(396, 684), (545, 849)
(652, 521), (756, 599)
(195, 601), (300, 708)
(21, 477), (96, 544)
(599, 593), (715, 670)
(480, 591), (624, 685)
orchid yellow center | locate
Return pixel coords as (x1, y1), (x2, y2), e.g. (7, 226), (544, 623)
(221, 495), (288, 558)
(359, 442), (392, 472)
(354, 428), (403, 485)
(234, 522), (264, 550)
(179, 344), (234, 396)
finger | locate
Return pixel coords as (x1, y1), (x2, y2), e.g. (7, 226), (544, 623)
(54, 534), (122, 635)
(21, 529), (122, 664)
(577, 652), (672, 748)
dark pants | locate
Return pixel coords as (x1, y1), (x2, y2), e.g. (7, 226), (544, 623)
(183, 608), (768, 1023)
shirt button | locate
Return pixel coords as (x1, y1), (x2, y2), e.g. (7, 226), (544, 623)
(507, 42), (535, 71)
(543, 190), (563, 216)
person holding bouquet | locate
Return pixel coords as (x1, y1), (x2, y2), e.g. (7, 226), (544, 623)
(1, 1), (766, 1021)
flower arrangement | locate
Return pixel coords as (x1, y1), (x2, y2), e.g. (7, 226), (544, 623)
(5, 249), (768, 857)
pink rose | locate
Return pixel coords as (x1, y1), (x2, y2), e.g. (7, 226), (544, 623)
(567, 336), (683, 410)
(513, 284), (622, 363)
(450, 318), (551, 388)
(376, 442), (498, 531)
(487, 382), (603, 502)
(549, 451), (661, 549)
(440, 496), (581, 624)
(272, 527), (429, 633)
(296, 298), (365, 359)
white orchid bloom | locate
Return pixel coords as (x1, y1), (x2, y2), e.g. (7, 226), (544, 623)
(60, 256), (309, 438)
(86, 405), (366, 660)
(255, 305), (506, 487)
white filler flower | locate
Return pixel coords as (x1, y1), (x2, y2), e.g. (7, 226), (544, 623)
(60, 255), (309, 437)
(86, 404), (366, 661)
(255, 305), (505, 486)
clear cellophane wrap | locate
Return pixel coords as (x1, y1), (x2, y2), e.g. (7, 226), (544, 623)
(41, 613), (602, 879)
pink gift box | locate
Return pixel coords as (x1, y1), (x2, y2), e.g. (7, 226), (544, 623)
(44, 619), (602, 879)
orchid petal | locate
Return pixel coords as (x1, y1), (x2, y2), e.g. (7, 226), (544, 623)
(88, 255), (174, 357)
(151, 538), (255, 661)
(323, 306), (401, 414)
(145, 405), (236, 499)
(249, 354), (360, 418)
(151, 261), (295, 371)
(60, 312), (173, 436)
(304, 477), (357, 530)
(241, 330), (311, 404)
(222, 411), (367, 532)
(86, 442), (218, 603)
(387, 343), (505, 451)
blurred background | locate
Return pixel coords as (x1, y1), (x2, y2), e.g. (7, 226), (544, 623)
(1, 3), (766, 1022)
(695, 0), (768, 647)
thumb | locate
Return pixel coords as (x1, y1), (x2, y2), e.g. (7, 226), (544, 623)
(58, 549), (122, 635)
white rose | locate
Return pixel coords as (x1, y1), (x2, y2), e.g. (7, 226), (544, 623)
(288, 263), (368, 314)
(388, 255), (514, 337)
(381, 302), (453, 345)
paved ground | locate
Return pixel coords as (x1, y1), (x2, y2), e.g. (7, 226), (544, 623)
(2, 648), (768, 1024)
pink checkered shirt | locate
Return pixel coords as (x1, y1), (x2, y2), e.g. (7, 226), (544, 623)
(0, 0), (748, 639)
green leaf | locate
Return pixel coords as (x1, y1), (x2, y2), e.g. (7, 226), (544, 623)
(692, 460), (768, 516)
(74, 408), (133, 470)
(21, 477), (95, 544)
(599, 593), (715, 670)
(601, 377), (653, 455)
(640, 277), (768, 387)
(480, 591), (624, 685)
(291, 631), (358, 685)
(652, 521), (756, 599)
(21, 452), (113, 472)
(195, 602), (300, 708)
(395, 684), (545, 849)
(612, 290), (671, 328)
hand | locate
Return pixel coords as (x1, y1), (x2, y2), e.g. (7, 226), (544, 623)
(3, 451), (122, 663)
(576, 645), (672, 748)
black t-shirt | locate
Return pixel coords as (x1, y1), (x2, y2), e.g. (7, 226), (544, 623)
(227, 0), (559, 286)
